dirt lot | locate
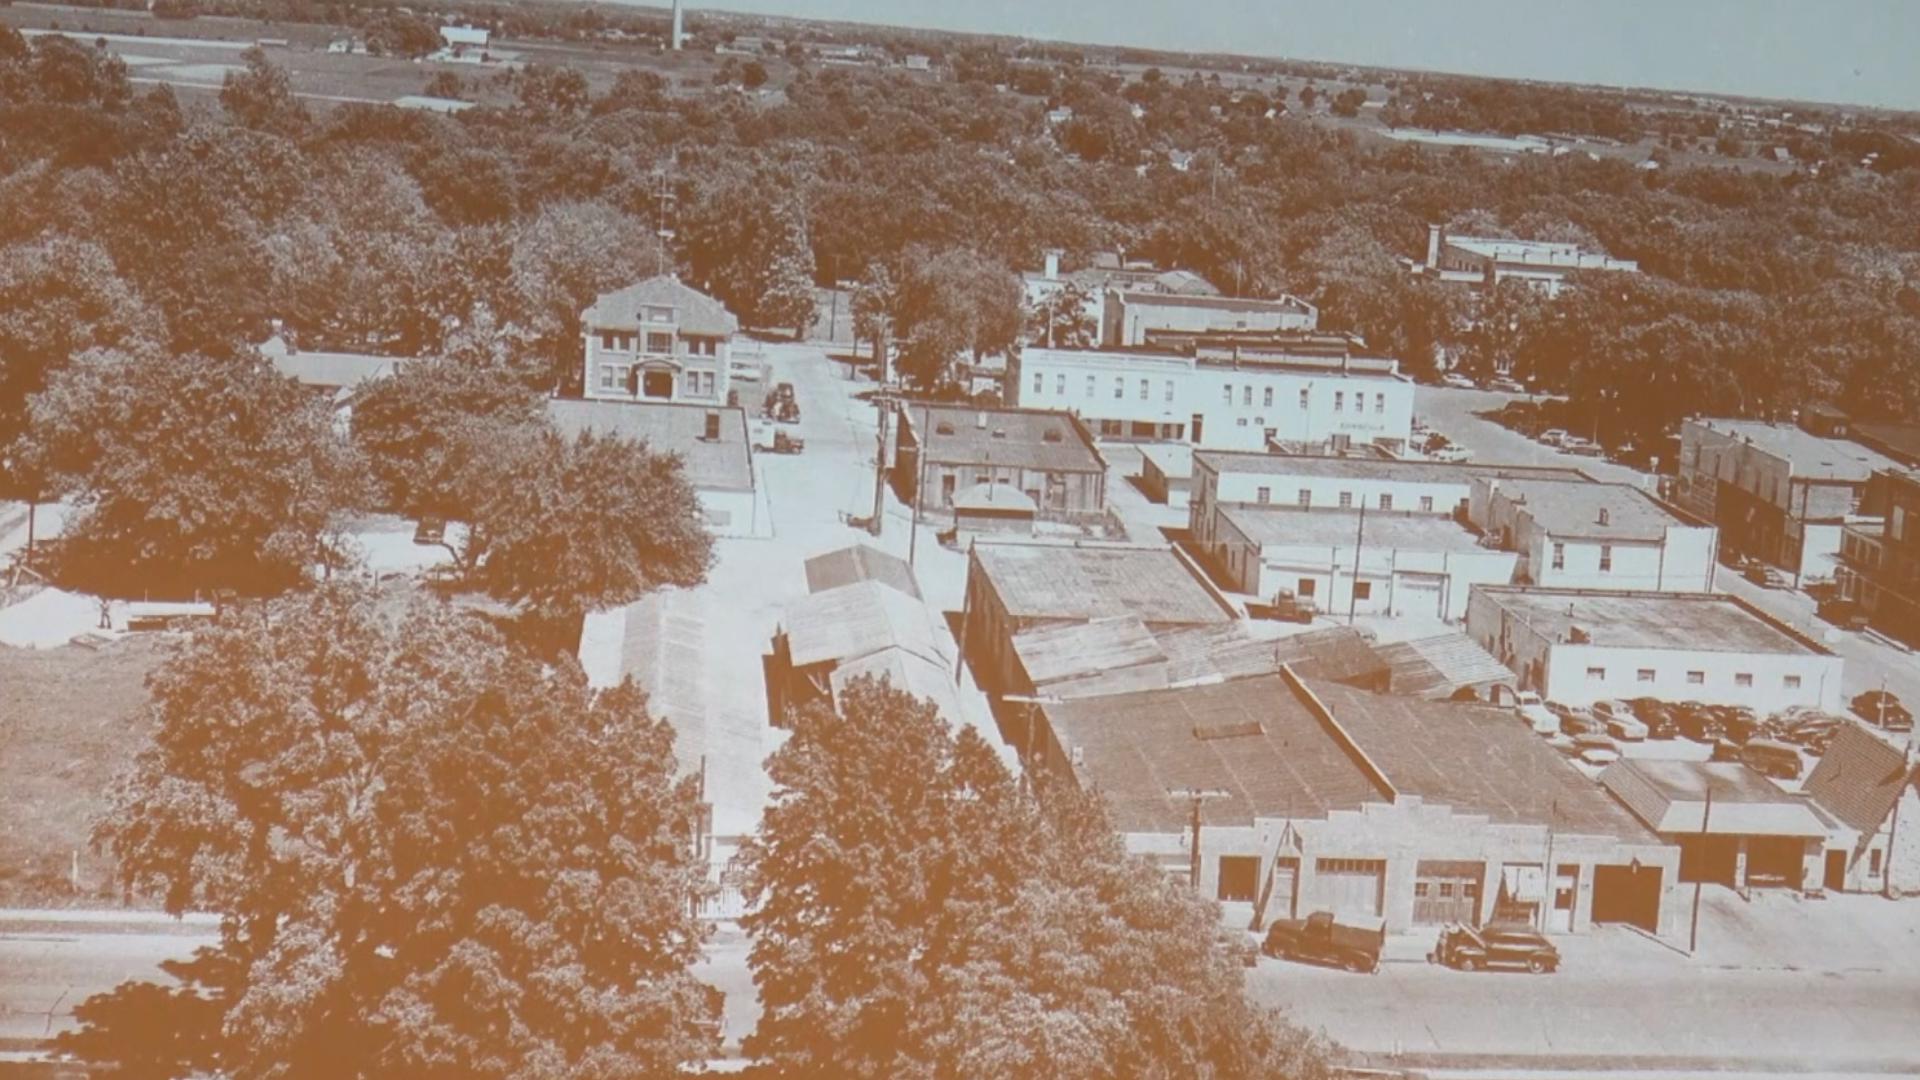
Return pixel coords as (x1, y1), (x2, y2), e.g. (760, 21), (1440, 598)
(0, 634), (170, 907)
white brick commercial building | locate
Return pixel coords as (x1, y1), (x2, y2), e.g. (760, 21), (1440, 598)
(1191, 453), (1592, 545)
(1101, 289), (1318, 347)
(1469, 476), (1717, 592)
(1207, 503), (1518, 620)
(1466, 587), (1844, 711)
(1011, 340), (1413, 452)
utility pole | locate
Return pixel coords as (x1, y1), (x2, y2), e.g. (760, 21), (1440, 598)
(1539, 799), (1556, 933)
(868, 336), (893, 537)
(1347, 498), (1368, 625)
(1168, 788), (1232, 891)
(908, 446), (928, 569)
(1688, 780), (1714, 955)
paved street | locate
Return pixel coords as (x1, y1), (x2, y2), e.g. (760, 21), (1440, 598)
(0, 914), (217, 1047)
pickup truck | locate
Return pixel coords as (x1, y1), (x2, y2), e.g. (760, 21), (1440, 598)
(1247, 589), (1314, 624)
(1260, 911), (1385, 973)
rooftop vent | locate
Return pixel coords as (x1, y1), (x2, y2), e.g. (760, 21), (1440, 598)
(991, 428), (1007, 439)
(1597, 507), (1611, 526)
(1042, 429), (1063, 443)
(702, 411), (720, 441)
(935, 422), (955, 435)
(976, 411), (989, 429)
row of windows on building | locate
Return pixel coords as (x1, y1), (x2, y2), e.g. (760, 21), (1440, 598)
(597, 366), (719, 396)
(596, 331), (720, 357)
(1251, 487), (1440, 513)
(1581, 666), (1801, 689)
(1552, 541), (1614, 572)
(1026, 370), (1388, 415)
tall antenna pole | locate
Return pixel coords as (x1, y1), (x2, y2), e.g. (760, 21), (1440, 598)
(670, 0), (684, 50)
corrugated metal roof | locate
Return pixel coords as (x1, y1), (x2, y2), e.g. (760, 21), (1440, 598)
(1013, 615), (1166, 686)
(972, 542), (1232, 627)
(1803, 724), (1919, 836)
(1599, 760), (1832, 838)
(782, 581), (952, 671)
(803, 544), (921, 599)
(1195, 450), (1590, 483)
(830, 648), (962, 723)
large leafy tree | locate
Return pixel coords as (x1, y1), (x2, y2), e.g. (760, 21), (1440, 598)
(349, 357), (545, 523)
(741, 678), (1332, 1079)
(890, 247), (1024, 390)
(758, 207), (821, 339)
(1027, 280), (1097, 348)
(74, 587), (722, 1079)
(20, 348), (362, 596)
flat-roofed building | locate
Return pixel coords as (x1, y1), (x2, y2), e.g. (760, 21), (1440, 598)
(893, 404), (1107, 521)
(1011, 338), (1411, 452)
(960, 541), (1233, 696)
(1137, 443), (1194, 508)
(1676, 418), (1897, 583)
(1034, 669), (1682, 937)
(1837, 468), (1920, 649)
(1466, 586), (1844, 711)
(1191, 451), (1591, 547)
(545, 399), (762, 537)
(1021, 251), (1219, 346)
(1208, 504), (1517, 619)
(1102, 289), (1318, 347)
(1469, 476), (1717, 592)
(1411, 224), (1639, 298)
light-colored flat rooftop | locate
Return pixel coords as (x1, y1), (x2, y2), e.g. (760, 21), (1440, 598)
(1487, 477), (1685, 540)
(1196, 450), (1590, 484)
(971, 542), (1231, 626)
(1691, 419), (1898, 482)
(1478, 588), (1826, 655)
(1218, 504), (1487, 552)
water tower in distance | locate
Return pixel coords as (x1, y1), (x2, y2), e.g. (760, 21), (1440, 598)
(671, 0), (684, 50)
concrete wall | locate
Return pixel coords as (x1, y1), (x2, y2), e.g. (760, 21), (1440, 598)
(1519, 528), (1715, 593)
(1193, 468), (1470, 551)
(1212, 508), (1515, 619)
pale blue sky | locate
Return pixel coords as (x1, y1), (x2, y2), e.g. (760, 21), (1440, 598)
(665, 0), (1920, 110)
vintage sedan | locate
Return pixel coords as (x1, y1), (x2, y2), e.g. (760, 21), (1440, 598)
(1429, 923), (1560, 974)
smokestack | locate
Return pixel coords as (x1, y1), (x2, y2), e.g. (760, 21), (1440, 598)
(1426, 224), (1442, 270)
(671, 0), (684, 50)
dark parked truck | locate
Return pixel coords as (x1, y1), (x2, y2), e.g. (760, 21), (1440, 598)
(1260, 911), (1385, 973)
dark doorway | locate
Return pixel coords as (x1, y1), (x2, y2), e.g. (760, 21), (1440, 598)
(641, 369), (675, 399)
(1190, 414), (1204, 444)
(1825, 849), (1848, 892)
(1747, 838), (1807, 890)
(1591, 864), (1662, 933)
(1677, 836), (1739, 885)
(1217, 856), (1259, 902)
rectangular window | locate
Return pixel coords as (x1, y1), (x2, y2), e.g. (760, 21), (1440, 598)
(1637, 669), (1656, 683)
(684, 371), (699, 395)
(1114, 377), (1124, 399)
(1419, 496), (1434, 512)
(1086, 375), (1096, 398)
(1599, 544), (1613, 572)
(1552, 543), (1566, 571)
(1256, 486), (1271, 505)
(1438, 882), (1454, 899)
(1223, 384), (1234, 405)
(1379, 494), (1393, 511)
(1871, 849), (1884, 876)
(1375, 392), (1386, 414)
(1263, 386), (1274, 408)
(1735, 673), (1754, 688)
(1586, 666), (1607, 681)
(1165, 380), (1175, 402)
(646, 332), (673, 353)
(1298, 388), (1310, 409)
(1297, 489), (1312, 508)
(1242, 386), (1254, 407)
(599, 365), (620, 390)
(1687, 670), (1705, 685)
(599, 332), (616, 350)
(1334, 391), (1344, 413)
(1055, 374), (1065, 395)
(1339, 491), (1353, 509)
(1139, 378), (1150, 401)
(1298, 578), (1316, 597)
(1353, 581), (1372, 601)
(1033, 371), (1044, 395)
(1783, 675), (1802, 689)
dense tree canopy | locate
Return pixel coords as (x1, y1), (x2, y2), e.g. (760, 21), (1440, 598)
(742, 678), (1332, 1078)
(74, 587), (722, 1079)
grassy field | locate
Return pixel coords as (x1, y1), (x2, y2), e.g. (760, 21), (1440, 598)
(0, 634), (170, 908)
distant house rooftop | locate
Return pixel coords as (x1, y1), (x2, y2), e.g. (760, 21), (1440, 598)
(971, 542), (1231, 626)
(1691, 419), (1898, 483)
(1445, 235), (1638, 273)
(581, 275), (740, 338)
(803, 544), (921, 599)
(1195, 450), (1590, 484)
(258, 335), (409, 395)
(902, 404), (1105, 474)
(1485, 477), (1687, 541)
(1218, 504), (1487, 551)
(544, 399), (754, 492)
(1474, 587), (1828, 656)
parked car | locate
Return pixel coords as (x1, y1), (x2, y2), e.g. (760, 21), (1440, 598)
(1852, 690), (1913, 732)
(1248, 589), (1315, 624)
(1429, 445), (1475, 463)
(1671, 701), (1723, 744)
(1488, 376), (1526, 394)
(1261, 911), (1385, 973)
(1538, 428), (1570, 447)
(1429, 924), (1560, 974)
(1511, 692), (1559, 735)
(1548, 701), (1602, 736)
(1626, 697), (1681, 740)
(1592, 700), (1649, 741)
(1817, 598), (1870, 631)
(1742, 559), (1787, 589)
(1703, 704), (1760, 745)
(1442, 372), (1478, 390)
(1742, 739), (1804, 781)
(1709, 738), (1744, 763)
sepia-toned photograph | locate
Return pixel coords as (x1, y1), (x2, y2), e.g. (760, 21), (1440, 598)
(1, 0), (1916, 1076)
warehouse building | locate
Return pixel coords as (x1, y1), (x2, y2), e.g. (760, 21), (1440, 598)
(893, 404), (1107, 522)
(1600, 759), (1839, 895)
(1466, 587), (1844, 711)
(1206, 503), (1517, 620)
(1034, 668), (1683, 937)
(1469, 476), (1717, 592)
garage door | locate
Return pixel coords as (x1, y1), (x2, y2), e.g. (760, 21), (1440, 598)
(1308, 858), (1386, 918)
(1412, 860), (1482, 925)
(1394, 575), (1445, 618)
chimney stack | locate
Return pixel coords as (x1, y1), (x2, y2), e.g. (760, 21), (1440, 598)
(1426, 224), (1442, 270)
(671, 0), (684, 50)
